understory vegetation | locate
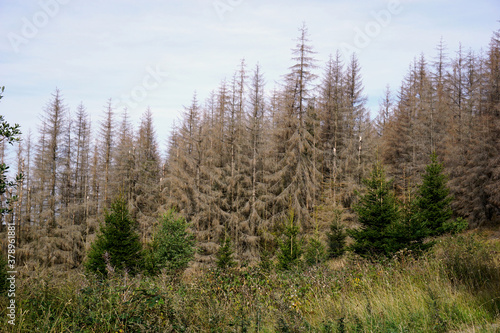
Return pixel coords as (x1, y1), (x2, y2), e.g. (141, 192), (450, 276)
(1, 232), (499, 332)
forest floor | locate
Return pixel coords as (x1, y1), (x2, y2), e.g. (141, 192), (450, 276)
(1, 229), (500, 332)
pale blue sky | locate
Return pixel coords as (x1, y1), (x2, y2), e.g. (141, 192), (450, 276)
(0, 0), (498, 152)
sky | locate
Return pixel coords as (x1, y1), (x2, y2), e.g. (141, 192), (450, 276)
(0, 0), (499, 155)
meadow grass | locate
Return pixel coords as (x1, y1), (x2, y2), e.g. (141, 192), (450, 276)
(1, 232), (499, 332)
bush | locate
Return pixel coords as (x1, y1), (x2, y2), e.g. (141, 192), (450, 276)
(277, 210), (303, 270)
(216, 235), (236, 269)
(304, 236), (327, 266)
(442, 217), (468, 235)
(259, 247), (274, 271)
(326, 219), (346, 258)
(146, 209), (196, 275)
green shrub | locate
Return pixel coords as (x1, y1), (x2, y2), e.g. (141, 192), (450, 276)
(304, 237), (326, 266)
(277, 210), (303, 270)
(259, 247), (274, 271)
(442, 217), (468, 235)
(146, 209), (196, 275)
(304, 236), (327, 266)
(216, 235), (236, 269)
(326, 219), (346, 258)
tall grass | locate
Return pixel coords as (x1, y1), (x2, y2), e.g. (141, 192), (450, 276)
(1, 232), (499, 332)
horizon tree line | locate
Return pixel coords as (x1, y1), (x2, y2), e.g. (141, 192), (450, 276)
(1, 25), (499, 270)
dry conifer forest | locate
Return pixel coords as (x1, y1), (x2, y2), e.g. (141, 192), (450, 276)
(1, 22), (500, 332)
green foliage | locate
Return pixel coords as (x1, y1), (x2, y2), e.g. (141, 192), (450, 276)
(277, 210), (303, 270)
(0, 87), (21, 145)
(258, 247), (274, 271)
(0, 162), (23, 216)
(349, 163), (400, 258)
(5, 274), (177, 332)
(390, 200), (432, 255)
(415, 152), (454, 237)
(442, 217), (468, 235)
(0, 86), (23, 216)
(85, 235), (108, 276)
(350, 155), (458, 259)
(304, 236), (327, 266)
(0, 115), (21, 145)
(336, 316), (346, 333)
(2, 234), (500, 331)
(145, 209), (196, 275)
(258, 227), (278, 271)
(216, 235), (236, 269)
(85, 197), (143, 277)
(326, 218), (347, 259)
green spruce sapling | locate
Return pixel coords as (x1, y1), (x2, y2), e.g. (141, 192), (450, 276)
(349, 163), (400, 259)
(327, 216), (347, 259)
(277, 209), (303, 270)
(85, 196), (143, 277)
(146, 209), (196, 275)
(415, 152), (455, 237)
(216, 235), (236, 269)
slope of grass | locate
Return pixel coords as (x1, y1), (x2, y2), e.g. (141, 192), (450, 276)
(1, 232), (499, 332)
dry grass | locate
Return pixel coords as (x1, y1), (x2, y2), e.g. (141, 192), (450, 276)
(1, 232), (499, 332)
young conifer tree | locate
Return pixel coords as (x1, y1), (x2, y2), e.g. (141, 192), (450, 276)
(304, 235), (326, 266)
(415, 152), (453, 237)
(391, 198), (431, 255)
(326, 217), (347, 258)
(349, 163), (399, 258)
(216, 235), (236, 269)
(85, 196), (143, 277)
(277, 209), (303, 270)
(146, 209), (195, 275)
